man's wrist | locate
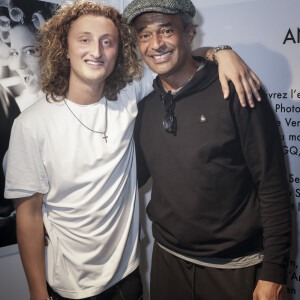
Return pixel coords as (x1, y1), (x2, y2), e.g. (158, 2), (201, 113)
(213, 45), (233, 65)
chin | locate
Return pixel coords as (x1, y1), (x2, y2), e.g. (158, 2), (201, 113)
(149, 63), (172, 75)
(153, 68), (173, 76)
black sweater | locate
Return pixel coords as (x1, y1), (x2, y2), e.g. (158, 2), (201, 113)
(135, 57), (291, 284)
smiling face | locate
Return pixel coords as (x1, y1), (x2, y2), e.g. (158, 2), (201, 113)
(9, 25), (40, 93)
(67, 14), (119, 92)
(134, 12), (194, 79)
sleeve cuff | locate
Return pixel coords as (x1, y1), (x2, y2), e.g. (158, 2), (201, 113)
(259, 262), (288, 284)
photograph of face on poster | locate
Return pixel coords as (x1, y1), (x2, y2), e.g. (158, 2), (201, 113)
(0, 0), (57, 248)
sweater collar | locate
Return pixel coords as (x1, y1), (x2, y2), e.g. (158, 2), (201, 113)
(153, 56), (219, 102)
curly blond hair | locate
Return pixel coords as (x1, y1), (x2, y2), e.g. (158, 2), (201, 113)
(38, 0), (143, 101)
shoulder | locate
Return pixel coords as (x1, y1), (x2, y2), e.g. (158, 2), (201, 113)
(120, 65), (155, 102)
(15, 98), (63, 128)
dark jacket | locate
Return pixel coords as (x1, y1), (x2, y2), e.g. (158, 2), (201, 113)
(135, 57), (291, 284)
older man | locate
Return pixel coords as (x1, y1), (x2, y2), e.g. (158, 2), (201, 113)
(124, 0), (291, 299)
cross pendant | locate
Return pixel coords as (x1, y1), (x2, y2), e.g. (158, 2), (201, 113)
(103, 134), (108, 143)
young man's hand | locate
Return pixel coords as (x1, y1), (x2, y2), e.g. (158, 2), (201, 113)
(215, 49), (261, 108)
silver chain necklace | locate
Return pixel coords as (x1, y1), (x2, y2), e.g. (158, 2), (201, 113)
(64, 98), (108, 143)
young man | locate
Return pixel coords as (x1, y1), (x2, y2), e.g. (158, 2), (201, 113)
(124, 0), (291, 299)
(5, 2), (151, 299)
(4, 1), (262, 299)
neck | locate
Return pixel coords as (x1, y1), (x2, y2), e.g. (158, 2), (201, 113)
(67, 76), (105, 105)
(160, 58), (200, 93)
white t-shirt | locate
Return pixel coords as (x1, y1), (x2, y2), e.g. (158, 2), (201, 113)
(4, 68), (154, 299)
(15, 89), (45, 112)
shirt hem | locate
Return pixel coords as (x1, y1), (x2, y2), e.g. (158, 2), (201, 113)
(52, 259), (140, 299)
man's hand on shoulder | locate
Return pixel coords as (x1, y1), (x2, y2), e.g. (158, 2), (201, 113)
(253, 280), (287, 300)
(215, 49), (261, 108)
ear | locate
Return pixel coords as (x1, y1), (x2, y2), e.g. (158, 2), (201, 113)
(187, 25), (195, 44)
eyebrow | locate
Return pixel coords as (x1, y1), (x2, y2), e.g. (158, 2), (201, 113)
(77, 32), (94, 37)
(10, 45), (36, 51)
(77, 32), (115, 39)
(136, 22), (172, 34)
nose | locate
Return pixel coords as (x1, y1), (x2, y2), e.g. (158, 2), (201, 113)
(151, 34), (165, 52)
(90, 41), (102, 58)
(16, 52), (27, 69)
